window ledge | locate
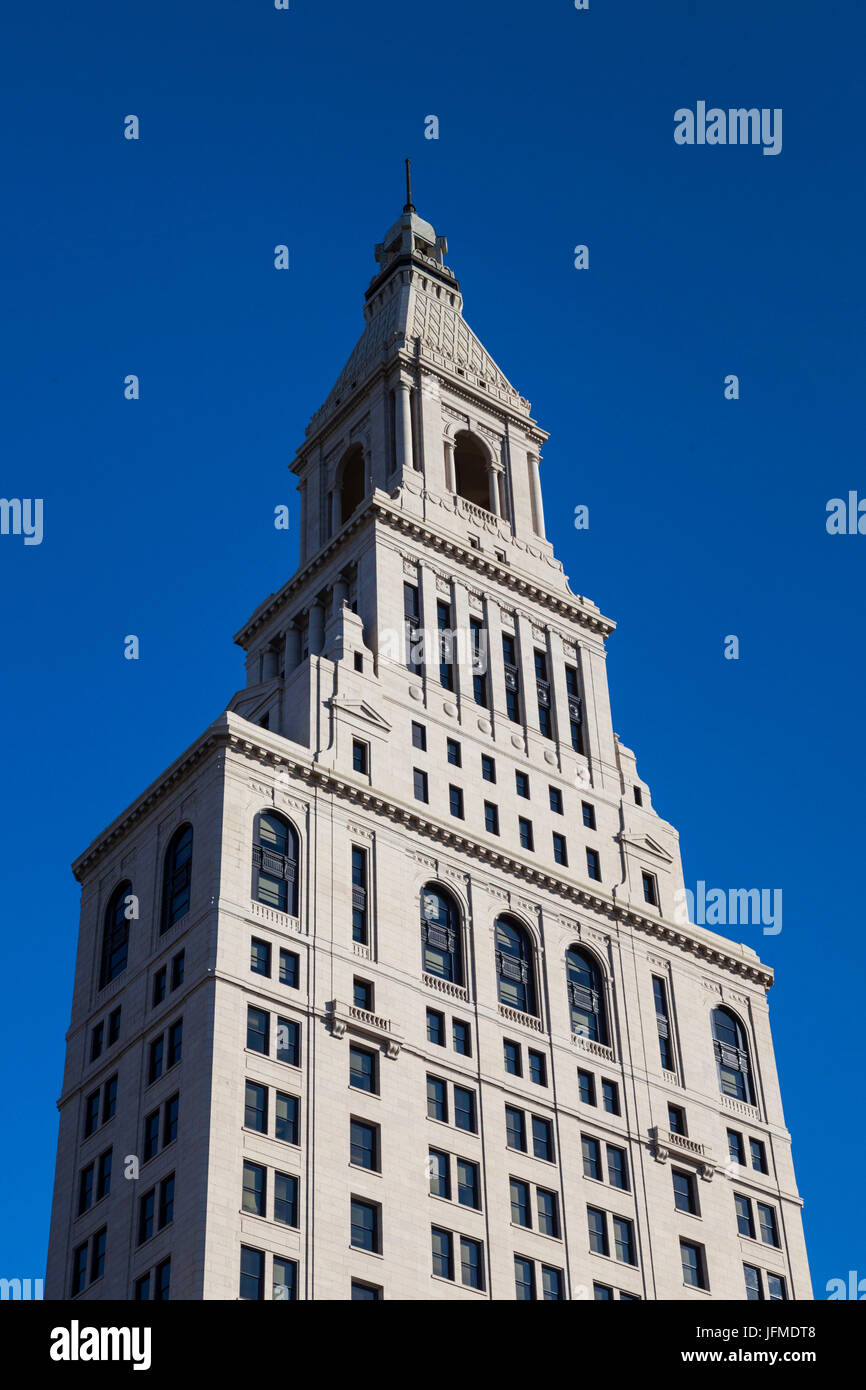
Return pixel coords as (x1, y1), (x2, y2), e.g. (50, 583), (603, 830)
(329, 1000), (403, 1058)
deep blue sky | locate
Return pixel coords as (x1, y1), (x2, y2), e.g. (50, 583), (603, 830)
(1, 1), (862, 1296)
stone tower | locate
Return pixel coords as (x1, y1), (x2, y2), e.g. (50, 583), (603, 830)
(46, 191), (810, 1302)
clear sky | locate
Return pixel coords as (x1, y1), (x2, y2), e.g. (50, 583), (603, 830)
(1, 0), (863, 1297)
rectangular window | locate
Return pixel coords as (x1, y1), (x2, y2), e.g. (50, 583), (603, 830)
(167, 1020), (182, 1068)
(72, 1241), (88, 1296)
(535, 650), (553, 739)
(353, 978), (373, 1011)
(164, 1093), (179, 1146)
(90, 1228), (106, 1283)
(428, 1148), (450, 1199)
(275, 1091), (299, 1145)
(505, 1106), (526, 1152)
(457, 1159), (480, 1209)
(432, 1227), (453, 1281)
(587, 1206), (608, 1256)
(247, 1006), (269, 1055)
(437, 599), (454, 691)
(351, 1279), (382, 1301)
(735, 1194), (756, 1239)
(452, 1020), (471, 1056)
(90, 1022), (104, 1061)
(518, 817), (534, 851)
(510, 1178), (531, 1228)
(528, 1050), (547, 1086)
(413, 768), (429, 803)
(549, 787), (563, 814)
(350, 1045), (377, 1094)
(108, 1007), (121, 1046)
(411, 721), (426, 750)
(152, 967), (167, 1006)
(484, 801), (499, 834)
(552, 832), (568, 866)
(515, 770), (530, 799)
(594, 1282), (613, 1300)
(245, 1081), (267, 1134)
(427, 1075), (448, 1123)
(757, 1202), (780, 1247)
(503, 1040), (522, 1076)
(448, 785), (464, 819)
(102, 1075), (117, 1123)
(404, 582), (421, 673)
(581, 801), (596, 830)
(155, 1258), (170, 1301)
(274, 1172), (298, 1227)
(446, 738), (461, 767)
(251, 938), (271, 976)
(578, 1069), (596, 1106)
(158, 1173), (175, 1229)
(170, 952), (184, 990)
(542, 1266), (564, 1300)
(642, 871), (659, 906)
(602, 1079), (620, 1115)
(427, 1008), (445, 1046)
(537, 1188), (560, 1238)
(135, 1273), (151, 1301)
(148, 1037), (164, 1083)
(78, 1163), (94, 1215)
(95, 1148), (112, 1201)
(470, 616), (488, 708)
(351, 845), (368, 944)
(532, 1115), (554, 1161)
(607, 1145), (628, 1191)
(502, 634), (521, 723)
(239, 1246), (264, 1301)
(767, 1273), (787, 1301)
(586, 848), (601, 881)
(681, 1240), (708, 1290)
(352, 739), (369, 774)
(279, 948), (299, 988)
(351, 1199), (380, 1253)
(454, 1085), (476, 1133)
(84, 1089), (100, 1138)
(138, 1188), (155, 1245)
(460, 1237), (484, 1290)
(582, 1134), (602, 1181)
(744, 1264), (763, 1301)
(514, 1256), (535, 1301)
(653, 976), (675, 1073)
(277, 1017), (301, 1067)
(727, 1129), (745, 1165)
(750, 1138), (768, 1174)
(242, 1161), (265, 1216)
(673, 1169), (698, 1215)
(273, 1258), (297, 1302)
(481, 754), (496, 783)
(669, 1104), (687, 1135)
(612, 1216), (634, 1263)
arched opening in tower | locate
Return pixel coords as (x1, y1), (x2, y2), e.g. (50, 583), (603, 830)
(453, 432), (491, 511)
(338, 445), (365, 525)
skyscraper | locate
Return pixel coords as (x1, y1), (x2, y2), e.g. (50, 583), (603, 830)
(46, 191), (810, 1302)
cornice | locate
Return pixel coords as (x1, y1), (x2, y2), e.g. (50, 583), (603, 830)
(71, 713), (773, 991)
(233, 492), (615, 648)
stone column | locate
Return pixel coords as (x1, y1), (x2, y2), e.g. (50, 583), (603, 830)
(397, 379), (414, 472)
(488, 464), (501, 516)
(528, 453), (546, 538)
(308, 600), (325, 655)
(443, 435), (455, 492)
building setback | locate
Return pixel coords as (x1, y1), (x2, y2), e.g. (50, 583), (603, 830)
(46, 194), (810, 1302)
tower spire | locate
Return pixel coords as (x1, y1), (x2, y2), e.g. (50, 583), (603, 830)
(403, 157), (415, 213)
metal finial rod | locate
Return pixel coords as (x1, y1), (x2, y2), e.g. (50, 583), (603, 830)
(404, 157), (415, 212)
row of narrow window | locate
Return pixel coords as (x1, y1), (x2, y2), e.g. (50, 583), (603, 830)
(99, 825), (192, 990)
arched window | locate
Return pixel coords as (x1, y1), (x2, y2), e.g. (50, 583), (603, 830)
(453, 431), (492, 511)
(252, 811), (299, 917)
(421, 885), (463, 985)
(338, 444), (365, 527)
(711, 1007), (753, 1105)
(99, 880), (132, 989)
(161, 824), (193, 935)
(565, 946), (607, 1043)
(495, 916), (538, 1017)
